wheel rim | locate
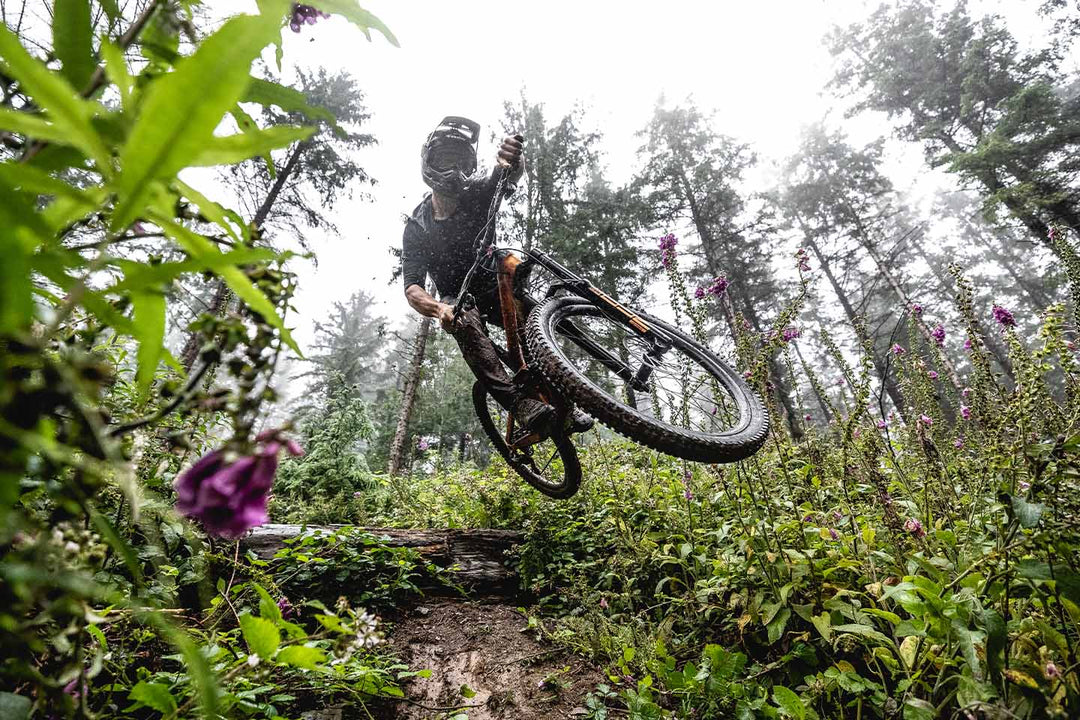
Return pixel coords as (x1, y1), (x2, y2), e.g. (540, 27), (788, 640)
(474, 384), (572, 493)
(549, 306), (752, 439)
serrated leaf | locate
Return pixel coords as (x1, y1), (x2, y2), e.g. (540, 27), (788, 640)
(111, 8), (284, 229)
(191, 125), (313, 166)
(239, 614), (280, 659)
(277, 645), (326, 669)
(309, 1), (399, 46)
(53, 0), (95, 89)
(772, 686), (805, 719)
(129, 681), (177, 714)
(0, 24), (109, 168)
(131, 290), (166, 399)
(253, 583), (282, 624)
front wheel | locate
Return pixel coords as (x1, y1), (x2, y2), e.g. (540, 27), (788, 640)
(525, 297), (769, 463)
(472, 382), (582, 499)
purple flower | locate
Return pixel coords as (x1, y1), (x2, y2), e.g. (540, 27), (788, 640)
(796, 248), (811, 272)
(904, 518), (926, 538)
(289, 3), (329, 33)
(684, 490), (694, 501)
(694, 286), (706, 299)
(931, 324), (945, 345)
(802, 513), (816, 522)
(911, 303), (923, 316)
(963, 337), (973, 351)
(853, 428), (861, 438)
(742, 370), (752, 380)
(599, 597), (609, 610)
(891, 344), (906, 355)
(876, 419), (887, 429)
(710, 406), (718, 415)
(353, 491), (363, 499)
(1019, 480), (1031, 492)
(781, 326), (801, 342)
(658, 233), (678, 251)
(829, 528), (839, 540)
(417, 438), (430, 451)
(919, 414), (933, 427)
(992, 304), (1016, 328)
(1045, 661), (1061, 680)
(707, 276), (729, 297)
(927, 370), (938, 380)
(277, 596), (296, 620)
(174, 430), (303, 539)
(804, 414), (812, 422)
(960, 405), (971, 420)
(961, 387), (972, 398)
(953, 437), (964, 449)
(832, 510), (843, 521)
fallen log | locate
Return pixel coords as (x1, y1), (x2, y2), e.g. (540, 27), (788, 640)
(243, 524), (524, 595)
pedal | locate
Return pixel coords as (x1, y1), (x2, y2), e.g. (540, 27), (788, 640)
(509, 431), (544, 450)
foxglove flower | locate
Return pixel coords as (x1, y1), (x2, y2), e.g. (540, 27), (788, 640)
(599, 597), (609, 610)
(931, 324), (945, 345)
(919, 414), (933, 427)
(953, 437), (964, 449)
(829, 528), (839, 540)
(1019, 480), (1031, 492)
(796, 248), (811, 272)
(277, 596), (296, 620)
(289, 3), (329, 33)
(876, 419), (887, 429)
(961, 387), (972, 398)
(174, 429), (303, 539)
(960, 405), (971, 420)
(911, 303), (923, 316)
(992, 304), (1016, 328)
(694, 286), (706, 299)
(707, 276), (729, 297)
(904, 518), (926, 538)
(804, 413), (812, 422)
(927, 370), (938, 380)
(781, 326), (801, 342)
(963, 337), (973, 350)
(417, 438), (430, 451)
(891, 344), (905, 355)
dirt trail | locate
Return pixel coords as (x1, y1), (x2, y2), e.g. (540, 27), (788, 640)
(380, 600), (604, 720)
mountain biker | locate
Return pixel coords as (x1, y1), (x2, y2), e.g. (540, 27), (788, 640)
(400, 116), (593, 439)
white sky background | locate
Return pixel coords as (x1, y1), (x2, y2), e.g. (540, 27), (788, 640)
(227, 0), (1064, 357)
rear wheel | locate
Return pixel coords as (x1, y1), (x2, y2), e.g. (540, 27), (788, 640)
(525, 296), (769, 463)
(472, 382), (582, 499)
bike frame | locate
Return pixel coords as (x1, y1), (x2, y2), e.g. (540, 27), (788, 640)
(454, 166), (673, 448)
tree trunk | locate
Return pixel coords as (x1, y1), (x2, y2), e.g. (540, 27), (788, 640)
(675, 167), (801, 438)
(388, 315), (433, 476)
(860, 239), (964, 391)
(179, 142), (309, 373)
(801, 227), (908, 420)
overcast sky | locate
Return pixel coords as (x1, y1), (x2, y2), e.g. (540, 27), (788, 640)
(237, 0), (1061, 355)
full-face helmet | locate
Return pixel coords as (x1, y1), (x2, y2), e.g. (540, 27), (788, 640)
(420, 116), (480, 198)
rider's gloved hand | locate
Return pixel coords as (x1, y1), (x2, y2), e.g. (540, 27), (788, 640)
(497, 135), (525, 183)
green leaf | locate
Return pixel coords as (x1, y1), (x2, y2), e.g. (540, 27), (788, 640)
(0, 24), (109, 168)
(100, 39), (134, 109)
(90, 509), (143, 585)
(131, 290), (166, 399)
(309, 1), (399, 46)
(903, 698), (935, 720)
(979, 609), (1006, 681)
(811, 612), (832, 641)
(0, 188), (44, 332)
(253, 583), (282, 624)
(230, 105), (275, 176)
(128, 681), (177, 714)
(0, 161), (98, 208)
(53, 0), (95, 89)
(0, 693), (31, 720)
(175, 179), (245, 241)
(111, 7), (285, 230)
(243, 77), (339, 133)
(460, 684), (477, 699)
(766, 607), (791, 644)
(191, 125), (314, 166)
(831, 623), (892, 646)
(239, 614), (280, 659)
(772, 686), (805, 720)
(152, 214), (300, 356)
(0, 107), (73, 145)
(1011, 494), (1045, 528)
(277, 645), (326, 669)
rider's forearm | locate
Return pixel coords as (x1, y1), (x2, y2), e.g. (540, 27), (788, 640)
(405, 283), (446, 318)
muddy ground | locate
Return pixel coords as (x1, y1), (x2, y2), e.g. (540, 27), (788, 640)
(303, 600), (605, 720)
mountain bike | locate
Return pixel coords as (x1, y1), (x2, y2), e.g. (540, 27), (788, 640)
(455, 165), (768, 498)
